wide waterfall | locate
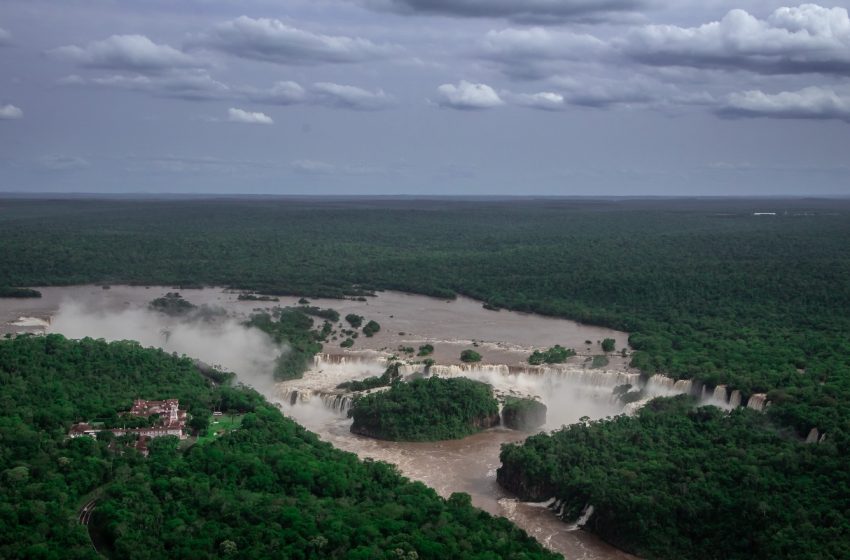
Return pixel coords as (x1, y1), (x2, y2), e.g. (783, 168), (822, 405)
(568, 505), (596, 530)
(728, 390), (742, 408)
(283, 354), (769, 421)
(280, 387), (355, 415)
(644, 375), (694, 396)
(406, 362), (641, 390)
(747, 393), (768, 411)
(313, 352), (386, 366)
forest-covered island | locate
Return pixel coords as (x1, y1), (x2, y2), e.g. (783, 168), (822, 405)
(349, 377), (500, 441)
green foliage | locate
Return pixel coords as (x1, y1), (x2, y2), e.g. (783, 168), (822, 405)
(297, 305), (340, 323)
(528, 345), (576, 365)
(499, 396), (850, 559)
(601, 338), (616, 352)
(337, 363), (401, 392)
(0, 336), (555, 560)
(148, 292), (196, 315)
(590, 355), (609, 368)
(340, 338), (354, 348)
(612, 384), (644, 404)
(460, 349), (482, 363)
(349, 377), (499, 441)
(236, 293), (278, 302)
(417, 344), (434, 356)
(246, 308), (324, 381)
(501, 398), (547, 431)
(362, 320), (381, 337)
(345, 313), (364, 328)
(0, 286), (41, 298)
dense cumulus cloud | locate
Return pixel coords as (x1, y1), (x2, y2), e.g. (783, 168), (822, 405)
(50, 34), (202, 73)
(622, 5), (850, 75)
(719, 86), (850, 121)
(435, 80), (504, 109)
(227, 107), (274, 124)
(197, 16), (399, 65)
(363, 0), (647, 23)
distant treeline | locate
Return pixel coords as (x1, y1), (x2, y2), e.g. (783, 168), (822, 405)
(0, 286), (41, 298)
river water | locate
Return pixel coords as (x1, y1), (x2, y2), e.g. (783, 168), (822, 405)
(1, 285), (642, 559)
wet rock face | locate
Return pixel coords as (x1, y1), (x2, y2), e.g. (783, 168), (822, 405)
(496, 461), (554, 502)
(502, 398), (547, 431)
(473, 412), (502, 431)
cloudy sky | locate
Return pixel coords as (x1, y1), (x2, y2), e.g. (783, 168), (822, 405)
(1, 0), (850, 195)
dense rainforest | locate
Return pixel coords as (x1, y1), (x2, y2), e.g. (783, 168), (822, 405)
(349, 377), (500, 441)
(499, 396), (850, 560)
(1, 196), (849, 558)
(0, 334), (557, 559)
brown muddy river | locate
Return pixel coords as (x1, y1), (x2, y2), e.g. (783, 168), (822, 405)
(1, 285), (640, 559)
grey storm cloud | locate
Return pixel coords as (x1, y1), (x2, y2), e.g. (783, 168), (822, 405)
(550, 74), (715, 109)
(718, 87), (850, 122)
(504, 91), (566, 110)
(245, 81), (307, 105)
(5, 0), (850, 195)
(86, 71), (231, 101)
(311, 82), (394, 110)
(50, 34), (202, 73)
(364, 0), (646, 23)
(434, 81), (504, 110)
(622, 4), (850, 76)
(197, 16), (400, 65)
(66, 72), (393, 111)
(481, 27), (610, 80)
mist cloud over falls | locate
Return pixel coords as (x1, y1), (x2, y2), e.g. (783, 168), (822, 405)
(49, 300), (285, 395)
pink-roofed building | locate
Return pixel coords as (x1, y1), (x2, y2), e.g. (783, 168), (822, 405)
(69, 399), (188, 441)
